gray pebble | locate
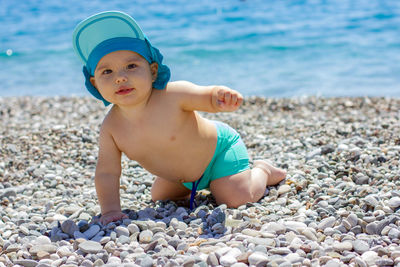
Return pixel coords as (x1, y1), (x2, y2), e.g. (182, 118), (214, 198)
(12, 259), (38, 267)
(78, 240), (103, 254)
(128, 223), (140, 234)
(207, 252), (219, 266)
(388, 197), (400, 209)
(388, 227), (400, 239)
(353, 239), (370, 254)
(84, 224), (100, 239)
(139, 230), (153, 243)
(114, 226), (130, 237)
(317, 216), (336, 230)
(364, 195), (379, 207)
(366, 222), (377, 235)
(248, 252), (269, 266)
(117, 235), (130, 244)
(61, 220), (79, 236)
(74, 230), (87, 240)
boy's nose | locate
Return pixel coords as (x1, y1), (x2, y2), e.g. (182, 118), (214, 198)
(115, 73), (128, 84)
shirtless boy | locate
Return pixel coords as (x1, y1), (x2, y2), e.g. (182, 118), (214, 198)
(73, 11), (286, 225)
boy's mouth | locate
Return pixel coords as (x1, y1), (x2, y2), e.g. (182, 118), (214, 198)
(116, 86), (134, 95)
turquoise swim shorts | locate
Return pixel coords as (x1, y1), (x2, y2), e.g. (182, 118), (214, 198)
(183, 120), (250, 191)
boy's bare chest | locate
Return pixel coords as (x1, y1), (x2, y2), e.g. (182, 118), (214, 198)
(109, 110), (217, 180)
(112, 112), (197, 159)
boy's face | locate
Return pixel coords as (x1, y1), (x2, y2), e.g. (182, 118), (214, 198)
(90, 50), (158, 106)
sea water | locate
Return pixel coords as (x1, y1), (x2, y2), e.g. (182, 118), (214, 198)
(1, 0), (400, 98)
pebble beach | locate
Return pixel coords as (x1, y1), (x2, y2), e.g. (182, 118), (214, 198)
(1, 96), (400, 267)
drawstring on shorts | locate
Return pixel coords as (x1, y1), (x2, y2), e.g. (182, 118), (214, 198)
(189, 175), (203, 210)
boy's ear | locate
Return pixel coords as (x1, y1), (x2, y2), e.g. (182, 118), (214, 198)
(150, 62), (158, 82)
(90, 77), (97, 88)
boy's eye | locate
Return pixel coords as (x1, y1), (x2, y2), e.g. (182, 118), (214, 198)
(102, 69), (112, 75)
(127, 64), (137, 69)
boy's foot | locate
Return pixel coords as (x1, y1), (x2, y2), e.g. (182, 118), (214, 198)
(254, 160), (286, 186)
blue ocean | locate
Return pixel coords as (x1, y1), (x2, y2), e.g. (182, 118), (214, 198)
(1, 0), (400, 98)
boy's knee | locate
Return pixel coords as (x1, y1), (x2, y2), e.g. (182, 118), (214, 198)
(150, 186), (161, 202)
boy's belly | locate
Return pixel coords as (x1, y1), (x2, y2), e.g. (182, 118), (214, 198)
(123, 118), (218, 183)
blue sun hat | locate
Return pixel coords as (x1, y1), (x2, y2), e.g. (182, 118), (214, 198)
(72, 11), (170, 106)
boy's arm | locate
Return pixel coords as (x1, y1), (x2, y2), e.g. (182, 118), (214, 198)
(95, 123), (127, 224)
(174, 81), (243, 112)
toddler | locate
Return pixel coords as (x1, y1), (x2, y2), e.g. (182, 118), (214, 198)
(72, 11), (286, 225)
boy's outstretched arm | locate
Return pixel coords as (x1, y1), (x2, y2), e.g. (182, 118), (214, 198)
(94, 123), (128, 225)
(175, 81), (243, 112)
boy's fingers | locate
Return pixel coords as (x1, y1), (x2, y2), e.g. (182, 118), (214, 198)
(217, 89), (225, 101)
(231, 94), (238, 106)
(224, 91), (231, 106)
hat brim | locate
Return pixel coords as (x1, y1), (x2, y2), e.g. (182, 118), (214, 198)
(73, 11), (145, 65)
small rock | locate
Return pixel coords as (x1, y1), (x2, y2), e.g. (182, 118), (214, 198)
(354, 174), (369, 185)
(207, 253), (219, 266)
(269, 247), (292, 255)
(220, 248), (241, 266)
(364, 195), (379, 207)
(346, 213), (358, 227)
(248, 252), (269, 266)
(388, 197), (400, 209)
(277, 184), (291, 195)
(318, 216), (336, 230)
(300, 228), (318, 241)
(324, 259), (341, 267)
(61, 220), (79, 236)
(83, 224), (100, 239)
(140, 255), (154, 267)
(117, 235), (130, 244)
(263, 222), (286, 234)
(128, 223), (140, 234)
(365, 222), (377, 235)
(139, 230), (153, 243)
(353, 239), (370, 254)
(29, 244), (57, 255)
(78, 240), (103, 254)
(114, 226), (130, 237)
(376, 258), (394, 266)
(388, 228), (400, 239)
(34, 236), (51, 245)
(321, 144), (335, 155)
(361, 251), (379, 266)
(333, 241), (352, 252)
(247, 237), (275, 246)
(74, 231), (87, 239)
(12, 259), (38, 267)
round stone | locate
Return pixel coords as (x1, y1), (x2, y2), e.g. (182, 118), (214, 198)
(61, 219), (79, 236)
(248, 252), (269, 265)
(139, 230), (153, 243)
(115, 226), (130, 237)
(78, 240), (103, 254)
(361, 251), (379, 266)
(353, 239), (370, 254)
(388, 197), (400, 209)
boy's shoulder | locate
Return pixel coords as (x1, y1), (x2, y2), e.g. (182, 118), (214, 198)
(99, 106), (120, 132)
(165, 80), (198, 92)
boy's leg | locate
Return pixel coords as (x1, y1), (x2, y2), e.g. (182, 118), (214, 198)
(209, 160), (286, 208)
(151, 177), (191, 202)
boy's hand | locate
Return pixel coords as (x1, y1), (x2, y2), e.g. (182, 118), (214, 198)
(99, 210), (128, 225)
(213, 86), (243, 112)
